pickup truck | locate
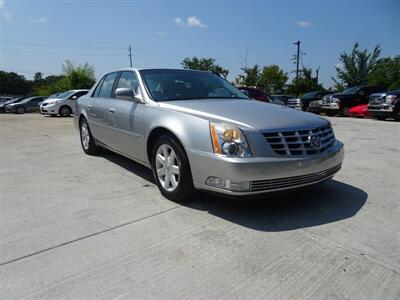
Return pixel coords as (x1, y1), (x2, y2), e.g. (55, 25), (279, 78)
(368, 90), (400, 121)
(321, 85), (386, 116)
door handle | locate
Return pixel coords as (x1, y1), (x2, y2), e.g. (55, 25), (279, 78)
(109, 108), (115, 113)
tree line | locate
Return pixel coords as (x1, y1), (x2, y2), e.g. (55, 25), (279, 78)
(0, 60), (96, 96)
(182, 42), (400, 95)
(1, 42), (399, 96)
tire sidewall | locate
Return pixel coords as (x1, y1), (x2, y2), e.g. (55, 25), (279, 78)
(79, 118), (99, 155)
(16, 106), (25, 114)
(60, 106), (72, 117)
(151, 135), (194, 201)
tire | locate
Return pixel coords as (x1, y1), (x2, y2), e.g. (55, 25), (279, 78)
(339, 106), (349, 117)
(325, 110), (335, 117)
(394, 106), (400, 122)
(151, 134), (195, 202)
(79, 118), (101, 155)
(15, 106), (25, 114)
(59, 106), (72, 117)
(376, 116), (386, 121)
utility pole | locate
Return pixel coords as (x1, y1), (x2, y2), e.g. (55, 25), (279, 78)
(128, 45), (133, 67)
(316, 66), (320, 85)
(293, 41), (301, 96)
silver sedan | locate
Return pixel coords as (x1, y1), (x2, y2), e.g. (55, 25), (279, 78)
(74, 68), (344, 201)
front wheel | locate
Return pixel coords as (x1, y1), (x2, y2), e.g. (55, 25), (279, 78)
(15, 106), (25, 114)
(339, 106), (349, 117)
(394, 106), (400, 122)
(80, 118), (101, 155)
(59, 106), (72, 117)
(151, 135), (195, 202)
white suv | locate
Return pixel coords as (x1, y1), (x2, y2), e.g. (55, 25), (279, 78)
(40, 89), (89, 117)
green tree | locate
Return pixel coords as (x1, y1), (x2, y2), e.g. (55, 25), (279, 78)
(62, 60), (96, 89)
(286, 67), (324, 96)
(234, 64), (261, 87)
(181, 57), (229, 79)
(34, 72), (43, 82)
(0, 71), (31, 95)
(332, 42), (381, 88)
(258, 65), (288, 94)
(368, 56), (400, 91)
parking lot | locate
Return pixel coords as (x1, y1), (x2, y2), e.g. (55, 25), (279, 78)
(0, 114), (399, 299)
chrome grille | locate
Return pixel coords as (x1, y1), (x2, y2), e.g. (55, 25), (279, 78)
(369, 95), (384, 105)
(263, 124), (335, 156)
(250, 164), (341, 192)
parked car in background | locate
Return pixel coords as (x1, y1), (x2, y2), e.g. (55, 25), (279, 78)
(0, 96), (13, 104)
(75, 68), (344, 201)
(348, 104), (372, 118)
(300, 91), (335, 112)
(368, 90), (400, 121)
(40, 90), (89, 117)
(236, 86), (270, 102)
(0, 97), (26, 113)
(270, 95), (295, 105)
(5, 96), (45, 114)
(270, 97), (286, 106)
(287, 98), (302, 110)
(321, 85), (386, 116)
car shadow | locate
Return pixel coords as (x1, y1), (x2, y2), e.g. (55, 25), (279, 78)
(100, 150), (367, 232)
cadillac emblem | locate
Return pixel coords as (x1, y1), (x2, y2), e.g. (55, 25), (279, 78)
(309, 133), (321, 150)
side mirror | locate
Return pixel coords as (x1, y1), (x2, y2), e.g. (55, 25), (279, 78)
(71, 96), (78, 100)
(115, 88), (136, 101)
(240, 89), (250, 97)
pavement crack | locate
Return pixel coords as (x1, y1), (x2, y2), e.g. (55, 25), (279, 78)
(0, 205), (180, 268)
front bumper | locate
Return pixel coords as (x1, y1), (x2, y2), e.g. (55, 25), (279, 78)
(40, 104), (58, 115)
(368, 105), (394, 117)
(321, 103), (339, 110)
(188, 140), (344, 196)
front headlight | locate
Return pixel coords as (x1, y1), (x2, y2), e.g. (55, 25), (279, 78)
(331, 97), (341, 103)
(209, 122), (251, 157)
(385, 95), (397, 104)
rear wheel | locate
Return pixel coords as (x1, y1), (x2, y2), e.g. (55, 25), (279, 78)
(59, 106), (72, 117)
(151, 135), (195, 202)
(80, 118), (101, 155)
(16, 106), (25, 114)
(376, 116), (386, 121)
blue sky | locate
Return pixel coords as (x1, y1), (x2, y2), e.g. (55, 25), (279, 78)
(0, 0), (398, 88)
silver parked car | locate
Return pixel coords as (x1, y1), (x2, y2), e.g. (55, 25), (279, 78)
(74, 69), (344, 201)
(40, 90), (89, 117)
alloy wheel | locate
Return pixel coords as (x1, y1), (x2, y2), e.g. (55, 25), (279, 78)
(81, 122), (90, 150)
(155, 144), (180, 192)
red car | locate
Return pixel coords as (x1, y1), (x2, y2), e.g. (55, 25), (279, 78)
(349, 104), (372, 118)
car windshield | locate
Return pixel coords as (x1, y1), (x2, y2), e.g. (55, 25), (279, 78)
(56, 91), (74, 99)
(302, 91), (319, 98)
(341, 86), (359, 94)
(140, 69), (249, 101)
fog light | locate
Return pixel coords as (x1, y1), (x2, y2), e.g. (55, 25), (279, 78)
(206, 177), (250, 191)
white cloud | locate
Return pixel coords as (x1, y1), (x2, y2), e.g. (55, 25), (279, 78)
(0, 0), (10, 21)
(155, 31), (167, 37)
(296, 20), (311, 28)
(35, 17), (48, 24)
(174, 16), (207, 28)
(186, 16), (207, 28)
(174, 17), (183, 25)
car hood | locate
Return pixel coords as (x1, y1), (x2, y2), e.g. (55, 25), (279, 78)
(41, 97), (60, 104)
(158, 99), (328, 131)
